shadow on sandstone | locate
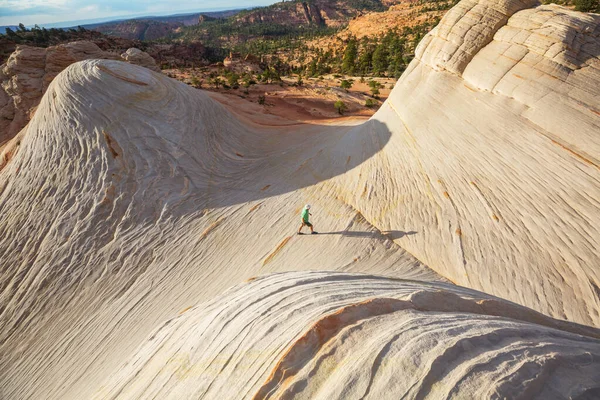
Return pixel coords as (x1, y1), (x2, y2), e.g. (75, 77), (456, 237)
(317, 230), (417, 240)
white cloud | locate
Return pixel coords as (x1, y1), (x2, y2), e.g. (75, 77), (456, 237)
(0, 0), (69, 11)
(78, 4), (100, 13)
(0, 0), (279, 27)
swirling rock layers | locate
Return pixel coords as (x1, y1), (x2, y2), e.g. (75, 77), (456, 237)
(0, 41), (159, 145)
(96, 272), (600, 400)
(0, 0), (599, 398)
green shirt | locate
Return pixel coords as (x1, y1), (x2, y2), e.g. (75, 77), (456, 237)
(301, 208), (310, 222)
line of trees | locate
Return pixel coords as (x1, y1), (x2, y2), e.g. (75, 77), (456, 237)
(1, 24), (100, 47)
(541, 0), (600, 12)
(574, 0), (600, 12)
(300, 20), (438, 79)
(340, 32), (409, 78)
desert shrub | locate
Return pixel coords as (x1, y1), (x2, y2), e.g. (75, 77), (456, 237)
(340, 79), (353, 91)
(211, 77), (224, 88)
(365, 99), (377, 108)
(575, 0), (600, 12)
(334, 100), (347, 115)
(190, 76), (202, 88)
(226, 72), (240, 88)
(369, 80), (382, 97)
(365, 98), (377, 108)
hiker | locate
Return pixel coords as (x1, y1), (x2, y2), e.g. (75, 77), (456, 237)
(298, 204), (317, 234)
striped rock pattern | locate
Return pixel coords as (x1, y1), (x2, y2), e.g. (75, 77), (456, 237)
(96, 272), (600, 399)
(0, 0), (599, 398)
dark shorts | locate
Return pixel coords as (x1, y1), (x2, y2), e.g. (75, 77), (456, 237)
(302, 221), (312, 227)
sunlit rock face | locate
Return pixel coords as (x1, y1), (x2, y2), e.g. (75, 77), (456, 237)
(0, 58), (439, 400)
(96, 272), (600, 400)
(351, 0), (600, 327)
(0, 0), (599, 399)
(0, 41), (158, 144)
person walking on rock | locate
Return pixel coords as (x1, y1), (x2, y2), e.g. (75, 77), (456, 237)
(298, 204), (317, 235)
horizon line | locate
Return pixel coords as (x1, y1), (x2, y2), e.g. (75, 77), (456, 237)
(0, 5), (258, 31)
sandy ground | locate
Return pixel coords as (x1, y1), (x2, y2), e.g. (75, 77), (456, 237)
(165, 68), (395, 123)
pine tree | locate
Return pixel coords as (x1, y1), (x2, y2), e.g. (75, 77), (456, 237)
(372, 43), (389, 76)
(307, 58), (318, 77)
(357, 46), (373, 76)
(4, 27), (20, 42)
(575, 0), (600, 12)
(342, 37), (358, 75)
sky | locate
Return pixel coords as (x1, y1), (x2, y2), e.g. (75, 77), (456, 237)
(0, 0), (278, 27)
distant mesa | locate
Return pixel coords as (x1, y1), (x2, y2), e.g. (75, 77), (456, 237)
(198, 14), (217, 24)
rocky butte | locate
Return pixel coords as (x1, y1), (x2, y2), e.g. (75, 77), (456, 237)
(0, 0), (599, 399)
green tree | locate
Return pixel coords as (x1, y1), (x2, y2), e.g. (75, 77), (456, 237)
(4, 27), (20, 42)
(357, 47), (373, 76)
(260, 68), (280, 83)
(340, 79), (353, 91)
(242, 73), (256, 88)
(241, 74), (253, 93)
(191, 76), (203, 88)
(369, 80), (382, 98)
(334, 100), (347, 115)
(211, 77), (224, 88)
(342, 37), (358, 75)
(226, 72), (240, 88)
(575, 0), (600, 12)
(372, 43), (389, 76)
(307, 59), (318, 77)
(389, 51), (406, 78)
(365, 98), (377, 108)
(386, 33), (406, 78)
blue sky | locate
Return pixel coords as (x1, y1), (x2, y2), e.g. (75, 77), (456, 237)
(0, 0), (278, 27)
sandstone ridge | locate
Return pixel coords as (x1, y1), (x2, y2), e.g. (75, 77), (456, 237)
(0, 0), (599, 399)
(0, 41), (159, 145)
(96, 272), (600, 399)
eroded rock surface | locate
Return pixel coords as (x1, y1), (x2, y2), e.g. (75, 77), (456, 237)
(0, 59), (441, 399)
(121, 47), (161, 72)
(95, 272), (600, 399)
(0, 41), (159, 145)
(362, 1), (600, 326)
(0, 0), (599, 399)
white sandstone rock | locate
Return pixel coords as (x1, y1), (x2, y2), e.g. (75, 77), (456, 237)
(120, 47), (161, 72)
(0, 0), (599, 398)
(95, 271), (600, 399)
(0, 41), (159, 145)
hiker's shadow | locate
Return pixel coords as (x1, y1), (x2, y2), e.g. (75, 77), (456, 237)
(319, 230), (417, 240)
(382, 230), (418, 240)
